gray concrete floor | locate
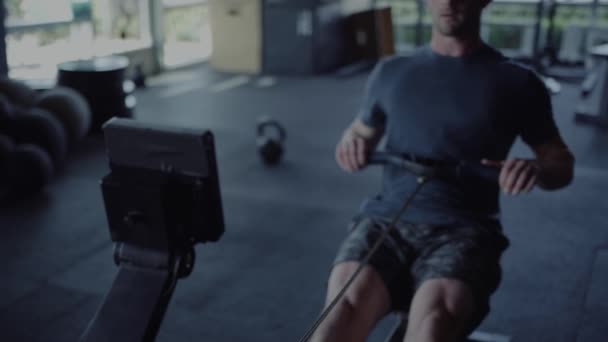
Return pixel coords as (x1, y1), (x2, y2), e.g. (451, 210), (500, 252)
(1, 64), (607, 342)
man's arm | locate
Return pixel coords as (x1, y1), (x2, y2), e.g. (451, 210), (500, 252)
(345, 118), (385, 148)
(335, 118), (385, 173)
(337, 57), (390, 172)
(531, 134), (575, 190)
(483, 134), (575, 195)
(488, 69), (575, 194)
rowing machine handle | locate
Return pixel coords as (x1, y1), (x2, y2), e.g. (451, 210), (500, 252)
(368, 152), (500, 183)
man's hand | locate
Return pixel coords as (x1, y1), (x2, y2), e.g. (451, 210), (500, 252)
(335, 119), (384, 173)
(481, 158), (541, 195)
(336, 133), (370, 173)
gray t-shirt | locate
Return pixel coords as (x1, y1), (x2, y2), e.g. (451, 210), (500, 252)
(358, 43), (559, 224)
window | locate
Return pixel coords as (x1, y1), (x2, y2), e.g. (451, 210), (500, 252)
(5, 0), (152, 81)
(161, 0), (211, 68)
(376, 0), (425, 53)
(482, 1), (539, 57)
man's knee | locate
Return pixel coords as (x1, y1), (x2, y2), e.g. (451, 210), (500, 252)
(312, 262), (391, 342)
(327, 261), (390, 310)
(420, 278), (475, 318)
(406, 278), (476, 341)
(415, 308), (461, 341)
(313, 299), (356, 332)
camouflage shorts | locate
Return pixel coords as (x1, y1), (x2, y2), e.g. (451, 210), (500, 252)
(333, 215), (510, 326)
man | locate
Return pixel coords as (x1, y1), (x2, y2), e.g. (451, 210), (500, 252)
(310, 0), (575, 341)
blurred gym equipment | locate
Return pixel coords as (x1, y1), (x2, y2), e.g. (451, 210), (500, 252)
(257, 116), (286, 166)
(1, 106), (68, 167)
(57, 56), (135, 133)
(0, 133), (14, 165)
(0, 144), (54, 202)
(80, 118), (224, 342)
(575, 43), (608, 128)
(0, 77), (38, 108)
(36, 86), (93, 144)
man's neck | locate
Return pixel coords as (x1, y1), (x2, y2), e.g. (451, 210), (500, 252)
(430, 32), (484, 57)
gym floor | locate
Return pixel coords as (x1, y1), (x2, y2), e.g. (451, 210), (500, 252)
(1, 63), (607, 342)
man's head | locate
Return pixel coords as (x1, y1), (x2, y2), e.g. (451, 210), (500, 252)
(426, 0), (491, 37)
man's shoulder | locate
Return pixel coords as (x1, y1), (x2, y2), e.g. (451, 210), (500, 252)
(376, 54), (413, 70)
(496, 59), (547, 96)
(484, 45), (539, 81)
(496, 57), (536, 76)
(374, 48), (429, 77)
(471, 44), (535, 78)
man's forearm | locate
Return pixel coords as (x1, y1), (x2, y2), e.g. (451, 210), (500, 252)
(537, 153), (575, 190)
(345, 119), (385, 151)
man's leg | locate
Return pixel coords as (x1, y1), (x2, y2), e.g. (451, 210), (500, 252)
(403, 278), (475, 342)
(310, 261), (391, 342)
(401, 220), (510, 342)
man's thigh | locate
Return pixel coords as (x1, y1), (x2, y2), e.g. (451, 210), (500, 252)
(410, 220), (510, 333)
(326, 261), (391, 319)
(333, 216), (417, 311)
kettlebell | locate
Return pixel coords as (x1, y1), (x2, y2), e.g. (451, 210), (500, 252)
(257, 117), (286, 166)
